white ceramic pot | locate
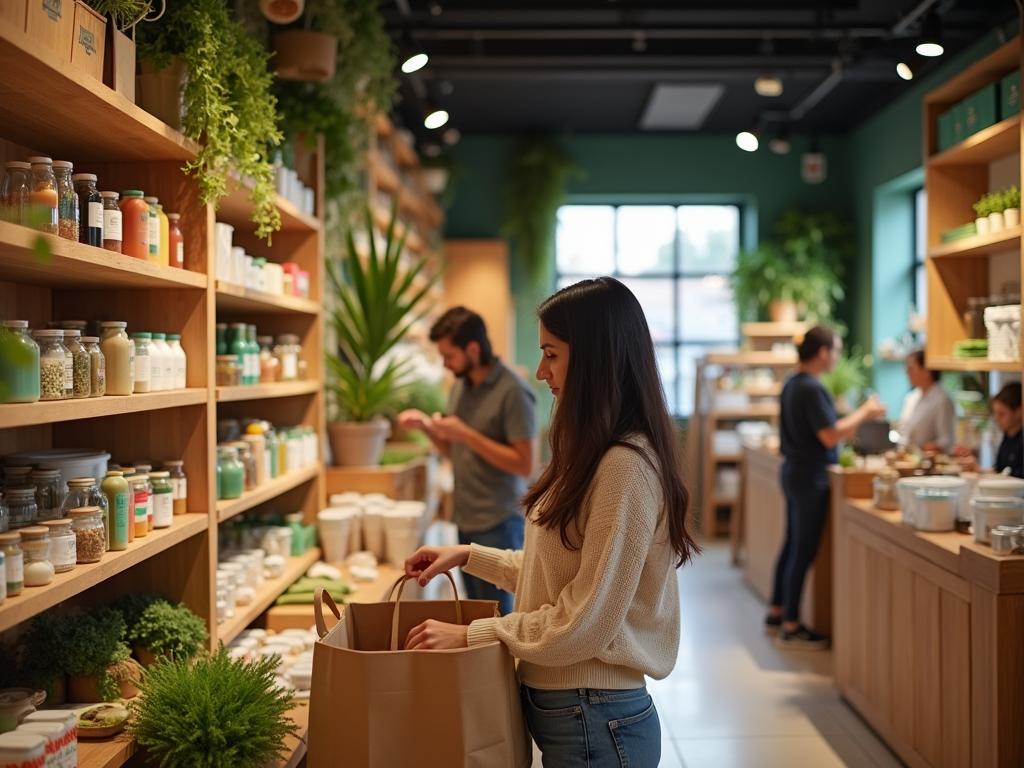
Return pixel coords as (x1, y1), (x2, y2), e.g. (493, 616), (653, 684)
(975, 477), (1024, 498)
(896, 476), (968, 526)
(976, 216), (991, 236)
(1005, 207), (1021, 228)
(913, 489), (957, 532)
(989, 211), (1006, 233)
(971, 496), (1024, 543)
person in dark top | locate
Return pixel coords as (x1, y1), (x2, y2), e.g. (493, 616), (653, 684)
(956, 382), (1023, 478)
(767, 326), (886, 649)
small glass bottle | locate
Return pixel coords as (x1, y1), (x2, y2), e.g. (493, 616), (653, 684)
(131, 332), (152, 393)
(227, 323), (250, 385)
(1, 161), (31, 225)
(163, 460), (188, 515)
(149, 471), (174, 529)
(274, 334), (302, 381)
(63, 329), (92, 399)
(100, 321), (134, 396)
(62, 478), (108, 549)
(0, 531), (24, 596)
(29, 469), (62, 522)
(20, 526), (54, 587)
(27, 156), (58, 235)
(35, 329), (72, 400)
(166, 334), (187, 389)
(144, 195), (160, 264)
(218, 447), (245, 500)
(52, 161), (79, 241)
(257, 336), (279, 383)
(246, 326), (260, 385)
(67, 506), (105, 564)
(157, 202), (169, 267)
(167, 213), (184, 268)
(81, 336), (106, 397)
(40, 519), (76, 573)
(0, 320), (40, 403)
(118, 190), (149, 259)
(129, 474), (150, 539)
(100, 191), (122, 253)
(230, 441), (257, 491)
(100, 470), (130, 551)
(72, 173), (104, 247)
(121, 468), (136, 543)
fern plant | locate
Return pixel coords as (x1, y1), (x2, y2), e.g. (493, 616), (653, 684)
(130, 648), (297, 768)
(84, 0), (153, 31)
(127, 601), (208, 661)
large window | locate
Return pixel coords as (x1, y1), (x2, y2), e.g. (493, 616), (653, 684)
(555, 204), (741, 416)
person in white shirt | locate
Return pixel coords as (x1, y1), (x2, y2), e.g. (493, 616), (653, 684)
(897, 349), (956, 452)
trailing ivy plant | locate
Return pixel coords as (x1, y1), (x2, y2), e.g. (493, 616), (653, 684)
(130, 648), (297, 768)
(502, 138), (584, 289)
(136, 0), (283, 240)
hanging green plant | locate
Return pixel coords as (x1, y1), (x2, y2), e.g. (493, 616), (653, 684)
(501, 139), (584, 288)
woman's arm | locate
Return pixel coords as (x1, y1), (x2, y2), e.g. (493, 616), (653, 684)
(817, 394), (887, 449)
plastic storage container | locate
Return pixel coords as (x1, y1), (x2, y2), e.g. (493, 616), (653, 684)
(119, 190), (150, 259)
(39, 518), (75, 573)
(130, 332), (152, 393)
(99, 322), (134, 395)
(19, 526), (54, 587)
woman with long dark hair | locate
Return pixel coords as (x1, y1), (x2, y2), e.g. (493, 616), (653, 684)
(402, 277), (699, 768)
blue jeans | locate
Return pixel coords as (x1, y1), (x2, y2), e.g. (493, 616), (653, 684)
(522, 686), (661, 768)
(457, 514), (524, 615)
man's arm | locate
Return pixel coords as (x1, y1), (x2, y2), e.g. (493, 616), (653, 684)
(431, 414), (536, 477)
(816, 394), (887, 449)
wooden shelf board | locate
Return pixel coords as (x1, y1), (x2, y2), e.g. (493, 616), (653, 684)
(78, 733), (136, 768)
(217, 547), (323, 644)
(711, 495), (739, 506)
(928, 115), (1021, 167)
(0, 27), (199, 162)
(268, 703), (309, 768)
(929, 227), (1020, 259)
(712, 454), (744, 463)
(0, 388), (209, 430)
(740, 322), (808, 338)
(0, 513), (208, 635)
(218, 179), (323, 236)
(217, 464), (321, 522)
(0, 221), (207, 290)
(929, 356), (1021, 372)
(709, 404), (780, 419)
(215, 282), (320, 315)
(216, 380), (320, 402)
(370, 205), (425, 253)
(704, 352), (797, 366)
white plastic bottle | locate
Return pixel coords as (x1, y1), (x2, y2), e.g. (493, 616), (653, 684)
(166, 334), (187, 390)
(145, 333), (165, 391)
(151, 333), (175, 391)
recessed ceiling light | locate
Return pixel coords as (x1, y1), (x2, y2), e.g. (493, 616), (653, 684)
(736, 131), (759, 152)
(896, 62), (914, 80)
(755, 76), (783, 97)
(424, 107), (449, 130)
(402, 52), (429, 74)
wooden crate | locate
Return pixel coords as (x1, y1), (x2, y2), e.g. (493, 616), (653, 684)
(70, 0), (105, 82)
(326, 455), (429, 500)
(26, 0), (73, 63)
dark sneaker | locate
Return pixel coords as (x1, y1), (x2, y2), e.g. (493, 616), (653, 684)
(774, 625), (830, 650)
(764, 615), (782, 636)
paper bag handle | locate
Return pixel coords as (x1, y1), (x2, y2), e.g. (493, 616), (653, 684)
(389, 571), (463, 651)
(313, 587), (342, 639)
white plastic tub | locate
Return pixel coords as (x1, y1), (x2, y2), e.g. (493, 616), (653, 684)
(317, 507), (358, 564)
(383, 508), (424, 565)
(5, 449), (110, 490)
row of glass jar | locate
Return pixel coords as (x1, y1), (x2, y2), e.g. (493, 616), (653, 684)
(0, 158), (186, 267)
(216, 423), (319, 500)
(215, 324), (303, 386)
(221, 510), (310, 558)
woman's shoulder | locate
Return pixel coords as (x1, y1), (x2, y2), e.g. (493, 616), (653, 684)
(598, 435), (659, 481)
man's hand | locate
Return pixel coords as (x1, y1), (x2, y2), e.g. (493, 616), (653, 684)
(431, 414), (472, 444)
(397, 408), (433, 432)
(405, 620), (469, 650)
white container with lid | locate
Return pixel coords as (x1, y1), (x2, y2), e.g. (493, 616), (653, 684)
(976, 476), (1024, 498)
(16, 721), (64, 768)
(0, 689), (45, 734)
(971, 496), (1024, 543)
(911, 489), (957, 532)
(0, 732), (47, 768)
(21, 711), (76, 768)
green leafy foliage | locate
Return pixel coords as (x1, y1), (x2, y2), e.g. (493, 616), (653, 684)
(128, 601), (208, 661)
(731, 208), (850, 322)
(136, 0), (283, 240)
(130, 648), (297, 768)
(326, 201), (438, 421)
(85, 0), (153, 31)
(1005, 184), (1021, 210)
(501, 139), (584, 288)
(975, 186), (1020, 217)
(110, 592), (166, 630)
(821, 349), (870, 404)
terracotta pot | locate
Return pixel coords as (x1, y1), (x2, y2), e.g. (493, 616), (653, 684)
(769, 300), (798, 323)
(67, 661), (142, 703)
(327, 419), (391, 467)
(134, 646), (160, 668)
(273, 31), (338, 82)
(136, 55), (186, 130)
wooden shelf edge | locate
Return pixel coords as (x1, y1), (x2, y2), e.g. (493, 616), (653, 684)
(77, 733), (136, 768)
(216, 381), (320, 402)
(215, 282), (321, 315)
(927, 115), (1021, 167)
(740, 322), (809, 337)
(929, 356), (1022, 372)
(219, 179), (323, 237)
(929, 227), (1021, 259)
(709, 406), (780, 419)
(217, 464), (321, 522)
(216, 547), (323, 644)
(0, 513), (209, 635)
(704, 352), (797, 366)
(0, 389), (209, 429)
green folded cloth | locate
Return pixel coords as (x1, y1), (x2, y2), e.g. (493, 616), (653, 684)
(275, 592), (345, 606)
(283, 577), (353, 596)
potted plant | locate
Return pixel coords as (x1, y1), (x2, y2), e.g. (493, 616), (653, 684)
(325, 201), (438, 466)
(973, 193), (993, 236)
(130, 648), (297, 768)
(126, 600), (208, 667)
(1002, 185), (1020, 229)
(135, 0), (283, 240)
(987, 190), (1007, 234)
(821, 350), (870, 415)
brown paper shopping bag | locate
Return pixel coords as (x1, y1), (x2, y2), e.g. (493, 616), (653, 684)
(307, 573), (532, 768)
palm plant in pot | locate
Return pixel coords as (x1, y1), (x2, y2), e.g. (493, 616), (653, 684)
(325, 201), (439, 466)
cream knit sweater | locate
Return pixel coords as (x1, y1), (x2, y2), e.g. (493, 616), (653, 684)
(464, 437), (681, 690)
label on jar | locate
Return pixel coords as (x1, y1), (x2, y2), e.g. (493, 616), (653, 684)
(64, 355), (73, 389)
(175, 242), (184, 266)
(135, 491), (150, 520)
(6, 551), (23, 588)
(52, 536), (76, 568)
(114, 493), (129, 545)
(283, 353), (297, 380)
(104, 208), (122, 241)
(88, 201), (104, 230)
(152, 491), (173, 527)
(171, 477), (188, 500)
(135, 353), (150, 383)
(149, 216), (160, 257)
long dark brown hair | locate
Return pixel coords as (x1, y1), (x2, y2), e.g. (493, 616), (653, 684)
(522, 277), (699, 567)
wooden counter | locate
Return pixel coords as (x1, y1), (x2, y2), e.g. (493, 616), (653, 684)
(832, 471), (1024, 768)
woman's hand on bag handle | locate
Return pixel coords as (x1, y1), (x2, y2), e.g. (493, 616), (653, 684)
(405, 545), (471, 588)
(405, 620), (469, 650)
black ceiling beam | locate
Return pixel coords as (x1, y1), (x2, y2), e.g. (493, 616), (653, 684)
(412, 27), (889, 41)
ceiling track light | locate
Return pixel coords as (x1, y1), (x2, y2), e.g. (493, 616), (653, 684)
(736, 129), (759, 152)
(916, 12), (944, 57)
(896, 61), (914, 81)
(768, 125), (791, 154)
(400, 38), (428, 74)
(755, 75), (783, 97)
(423, 100), (449, 130)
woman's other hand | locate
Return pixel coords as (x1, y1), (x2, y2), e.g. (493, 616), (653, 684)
(404, 545), (471, 587)
(405, 619), (469, 650)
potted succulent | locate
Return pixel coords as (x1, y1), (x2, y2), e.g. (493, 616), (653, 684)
(130, 648), (297, 768)
(325, 201), (438, 466)
(126, 600), (208, 667)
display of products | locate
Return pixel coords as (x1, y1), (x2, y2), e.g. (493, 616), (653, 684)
(68, 506), (105, 563)
(52, 160), (78, 241)
(167, 212), (184, 268)
(100, 471), (130, 551)
(118, 190), (149, 259)
(34, 330), (72, 400)
(166, 334), (187, 389)
(157, 202), (170, 267)
(144, 196), (160, 263)
(164, 460), (188, 515)
(150, 472), (173, 528)
(131, 332), (152, 393)
(129, 475), (150, 539)
(274, 334), (302, 381)
(39, 518), (75, 573)
(81, 336), (106, 397)
(63, 329), (91, 399)
(0, 532), (24, 596)
(28, 469), (62, 522)
(151, 333), (174, 391)
(216, 355), (242, 386)
(62, 478), (108, 549)
(100, 322), (134, 395)
(227, 323), (253, 385)
(101, 191), (122, 252)
(28, 157), (58, 235)
(257, 336), (279, 383)
(19, 526), (54, 587)
(73, 173), (104, 247)
(218, 447), (245, 500)
(1, 161), (31, 225)
(0, 321), (40, 403)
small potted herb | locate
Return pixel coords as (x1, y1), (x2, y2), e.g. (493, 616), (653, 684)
(1002, 185), (1020, 228)
(973, 193), (994, 236)
(127, 600), (208, 667)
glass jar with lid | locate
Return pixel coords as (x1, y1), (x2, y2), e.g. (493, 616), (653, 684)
(0, 493), (7, 533)
(149, 471), (173, 529)
(63, 329), (92, 399)
(229, 441), (257, 491)
(0, 320), (40, 403)
(129, 474), (151, 538)
(257, 336), (279, 383)
(73, 173), (103, 247)
(0, 531), (24, 595)
(167, 212), (184, 268)
(62, 478), (108, 549)
(100, 191), (122, 253)
(216, 355), (242, 386)
(27, 156), (58, 234)
(163, 460), (187, 515)
(67, 506), (106, 563)
(100, 321), (134, 396)
(130, 332), (152, 393)
(81, 336), (106, 397)
(39, 518), (75, 573)
(29, 469), (62, 521)
(52, 161), (78, 241)
(274, 334), (302, 381)
(3, 466), (33, 492)
(118, 190), (149, 259)
(218, 447), (245, 500)
(19, 526), (54, 587)
(1, 160), (31, 225)
(35, 329), (72, 400)
(6, 487), (37, 529)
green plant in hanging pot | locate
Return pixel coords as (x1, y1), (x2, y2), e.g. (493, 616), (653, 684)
(130, 647), (297, 768)
(325, 200), (438, 466)
(126, 600), (209, 667)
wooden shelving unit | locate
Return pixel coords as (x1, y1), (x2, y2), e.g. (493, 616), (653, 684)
(216, 380), (321, 402)
(217, 464), (321, 522)
(0, 389), (209, 430)
(923, 38), (1022, 375)
(215, 281), (321, 315)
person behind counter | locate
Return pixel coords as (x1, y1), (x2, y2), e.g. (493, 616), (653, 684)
(896, 349), (956, 453)
(956, 382), (1023, 478)
(767, 326), (887, 650)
